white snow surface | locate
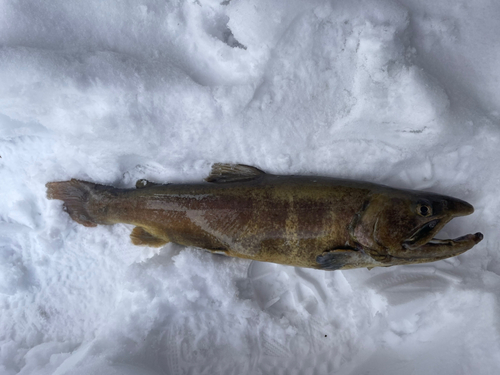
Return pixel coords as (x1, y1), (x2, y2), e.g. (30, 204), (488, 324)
(1, 0), (500, 374)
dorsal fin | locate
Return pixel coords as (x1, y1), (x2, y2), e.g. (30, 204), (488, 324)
(205, 163), (266, 183)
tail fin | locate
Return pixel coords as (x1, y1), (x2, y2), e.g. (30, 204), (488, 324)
(46, 179), (109, 227)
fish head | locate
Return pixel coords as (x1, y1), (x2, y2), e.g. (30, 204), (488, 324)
(351, 189), (483, 266)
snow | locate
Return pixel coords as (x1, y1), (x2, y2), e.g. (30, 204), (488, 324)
(1, 0), (500, 373)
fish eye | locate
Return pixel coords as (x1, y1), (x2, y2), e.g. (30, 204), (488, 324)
(417, 204), (432, 217)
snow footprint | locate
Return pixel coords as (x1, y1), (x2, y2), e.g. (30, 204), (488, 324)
(159, 321), (221, 375)
(248, 261), (330, 317)
(248, 261), (334, 358)
(362, 266), (456, 305)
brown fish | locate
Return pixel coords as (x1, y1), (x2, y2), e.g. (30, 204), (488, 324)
(46, 163), (483, 270)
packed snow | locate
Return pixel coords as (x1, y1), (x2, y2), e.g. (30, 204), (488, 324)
(1, 0), (500, 374)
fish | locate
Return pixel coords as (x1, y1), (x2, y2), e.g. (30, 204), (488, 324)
(46, 163), (483, 270)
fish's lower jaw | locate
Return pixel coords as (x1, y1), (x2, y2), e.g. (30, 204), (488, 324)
(389, 232), (484, 265)
(470, 232), (484, 243)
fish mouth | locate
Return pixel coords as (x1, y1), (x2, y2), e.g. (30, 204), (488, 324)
(403, 219), (442, 249)
(400, 217), (483, 261)
(396, 232), (483, 262)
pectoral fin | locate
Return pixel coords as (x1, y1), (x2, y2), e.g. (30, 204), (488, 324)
(316, 247), (383, 270)
(316, 248), (357, 270)
(130, 227), (168, 247)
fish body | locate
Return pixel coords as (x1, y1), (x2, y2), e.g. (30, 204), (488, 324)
(46, 164), (483, 270)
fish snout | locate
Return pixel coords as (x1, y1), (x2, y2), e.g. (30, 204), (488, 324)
(444, 197), (474, 217)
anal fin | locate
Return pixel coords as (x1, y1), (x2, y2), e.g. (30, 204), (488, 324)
(130, 227), (168, 247)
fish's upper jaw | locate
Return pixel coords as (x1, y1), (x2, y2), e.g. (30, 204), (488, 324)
(445, 197), (474, 217)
